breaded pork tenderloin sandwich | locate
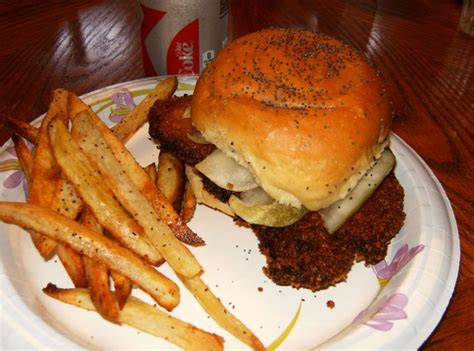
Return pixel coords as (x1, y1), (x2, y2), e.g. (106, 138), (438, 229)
(149, 28), (405, 291)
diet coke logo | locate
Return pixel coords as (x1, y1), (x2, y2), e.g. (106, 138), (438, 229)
(167, 19), (199, 75)
(175, 42), (195, 74)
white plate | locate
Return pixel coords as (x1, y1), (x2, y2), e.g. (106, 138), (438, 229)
(0, 76), (460, 350)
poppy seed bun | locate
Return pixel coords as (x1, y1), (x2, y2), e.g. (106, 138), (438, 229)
(191, 28), (392, 211)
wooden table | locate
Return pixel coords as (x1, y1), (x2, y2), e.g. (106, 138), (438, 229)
(0, 0), (472, 349)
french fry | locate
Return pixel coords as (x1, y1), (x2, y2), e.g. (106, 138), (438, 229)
(68, 93), (134, 310)
(71, 110), (202, 278)
(144, 163), (157, 184)
(12, 134), (33, 183)
(68, 93), (91, 120)
(47, 178), (86, 287)
(181, 275), (265, 351)
(27, 89), (70, 257)
(12, 134), (86, 286)
(66, 109), (263, 347)
(157, 151), (185, 212)
(14, 134), (85, 286)
(70, 82), (188, 244)
(43, 285), (224, 351)
(48, 118), (163, 266)
(2, 84), (265, 349)
(72, 108), (205, 246)
(68, 88), (204, 246)
(47, 165), (87, 290)
(36, 91), (92, 287)
(111, 269), (133, 310)
(111, 77), (178, 143)
(68, 78), (177, 144)
(29, 89), (70, 205)
(0, 202), (179, 311)
(49, 180), (83, 218)
(32, 106), (85, 284)
(7, 118), (39, 144)
(56, 244), (87, 288)
(80, 209), (120, 322)
(180, 180), (197, 223)
(82, 256), (119, 322)
(19, 97), (86, 282)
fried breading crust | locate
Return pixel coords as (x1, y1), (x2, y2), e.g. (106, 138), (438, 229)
(148, 96), (215, 165)
(252, 173), (405, 291)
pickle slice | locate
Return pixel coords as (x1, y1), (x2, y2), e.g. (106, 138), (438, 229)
(319, 148), (396, 234)
(229, 194), (308, 227)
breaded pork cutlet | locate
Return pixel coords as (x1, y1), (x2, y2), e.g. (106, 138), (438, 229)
(148, 95), (214, 165)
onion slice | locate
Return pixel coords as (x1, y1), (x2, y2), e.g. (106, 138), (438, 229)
(186, 128), (210, 144)
(319, 148), (396, 234)
(239, 187), (274, 206)
(195, 149), (259, 192)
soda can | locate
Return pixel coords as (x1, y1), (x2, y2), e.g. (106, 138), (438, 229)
(138, 0), (229, 76)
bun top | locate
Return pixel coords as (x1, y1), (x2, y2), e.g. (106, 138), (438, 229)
(191, 28), (392, 211)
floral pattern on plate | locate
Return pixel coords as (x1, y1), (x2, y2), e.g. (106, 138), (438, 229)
(352, 244), (425, 332)
(354, 293), (409, 331)
(0, 146), (28, 195)
(109, 89), (136, 123)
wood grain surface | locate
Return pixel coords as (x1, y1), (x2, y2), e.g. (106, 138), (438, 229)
(0, 0), (472, 349)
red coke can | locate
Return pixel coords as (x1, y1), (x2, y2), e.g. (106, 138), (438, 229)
(139, 0), (229, 76)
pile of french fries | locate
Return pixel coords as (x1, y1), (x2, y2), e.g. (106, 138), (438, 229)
(0, 77), (265, 351)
